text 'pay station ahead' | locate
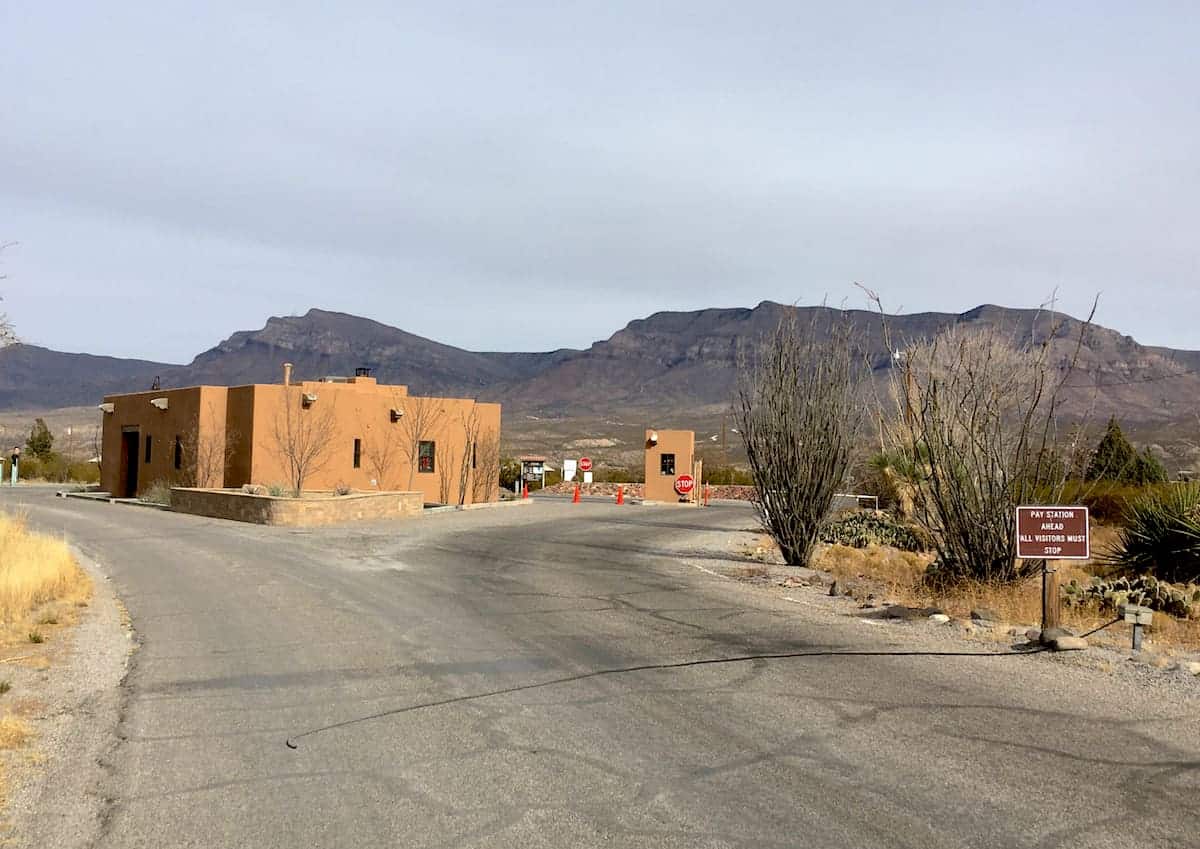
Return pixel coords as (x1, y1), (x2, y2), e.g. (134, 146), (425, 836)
(1016, 506), (1090, 560)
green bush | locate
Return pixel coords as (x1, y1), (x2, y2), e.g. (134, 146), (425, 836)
(819, 511), (925, 552)
(68, 461), (101, 484)
(1103, 482), (1200, 583)
(498, 458), (521, 491)
(593, 466), (645, 483)
(703, 465), (755, 486)
(1046, 480), (1172, 526)
(853, 455), (902, 512)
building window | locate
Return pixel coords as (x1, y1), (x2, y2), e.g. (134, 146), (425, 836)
(418, 440), (436, 473)
(174, 436), (182, 470)
(353, 438), (362, 469)
(660, 453), (675, 475)
(472, 441), (477, 469)
(145, 435), (153, 464)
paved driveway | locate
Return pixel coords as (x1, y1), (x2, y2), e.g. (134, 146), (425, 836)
(6, 488), (1199, 848)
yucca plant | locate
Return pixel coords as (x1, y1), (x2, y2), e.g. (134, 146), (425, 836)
(1105, 483), (1200, 583)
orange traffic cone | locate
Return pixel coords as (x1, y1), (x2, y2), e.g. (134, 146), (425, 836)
(522, 483), (529, 499)
(615, 485), (624, 505)
(572, 484), (580, 503)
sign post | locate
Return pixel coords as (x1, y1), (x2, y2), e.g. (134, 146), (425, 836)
(674, 474), (695, 501)
(1016, 506), (1090, 633)
(579, 457), (593, 485)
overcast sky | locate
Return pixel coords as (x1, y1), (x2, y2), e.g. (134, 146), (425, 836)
(2, 2), (1197, 363)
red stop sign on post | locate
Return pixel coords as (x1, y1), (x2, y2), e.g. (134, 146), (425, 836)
(579, 457), (593, 473)
(674, 474), (695, 496)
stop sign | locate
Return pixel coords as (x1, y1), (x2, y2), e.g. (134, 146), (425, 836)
(579, 457), (593, 473)
(674, 474), (695, 495)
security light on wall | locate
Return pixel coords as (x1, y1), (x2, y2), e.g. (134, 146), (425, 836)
(98, 403), (114, 414)
(302, 392), (318, 407)
(149, 397), (168, 411)
(648, 430), (659, 445)
(390, 408), (404, 422)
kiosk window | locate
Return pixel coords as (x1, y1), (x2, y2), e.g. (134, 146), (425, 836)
(418, 441), (436, 473)
(660, 453), (675, 475)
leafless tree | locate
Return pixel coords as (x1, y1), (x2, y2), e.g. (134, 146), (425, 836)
(0, 241), (18, 345)
(362, 400), (403, 489)
(397, 395), (445, 490)
(881, 306), (1095, 584)
(472, 426), (501, 504)
(437, 442), (457, 505)
(176, 404), (240, 488)
(271, 394), (337, 496)
(91, 423), (103, 476)
(456, 408), (481, 506)
(735, 308), (866, 566)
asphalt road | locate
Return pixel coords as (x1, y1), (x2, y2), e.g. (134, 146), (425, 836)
(6, 487), (1200, 848)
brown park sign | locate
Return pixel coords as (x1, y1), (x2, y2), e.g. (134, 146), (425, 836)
(1016, 506), (1090, 560)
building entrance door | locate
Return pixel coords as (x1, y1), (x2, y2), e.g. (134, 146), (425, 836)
(121, 430), (139, 497)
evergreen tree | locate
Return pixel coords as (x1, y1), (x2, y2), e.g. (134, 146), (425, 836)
(1085, 417), (1137, 482)
(26, 417), (54, 460)
(1133, 446), (1169, 484)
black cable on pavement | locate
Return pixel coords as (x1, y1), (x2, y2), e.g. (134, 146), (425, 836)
(285, 644), (1048, 749)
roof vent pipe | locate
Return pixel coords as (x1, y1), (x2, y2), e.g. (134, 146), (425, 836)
(283, 362), (293, 386)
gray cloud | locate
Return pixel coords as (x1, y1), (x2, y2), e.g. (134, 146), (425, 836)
(2, 1), (1197, 361)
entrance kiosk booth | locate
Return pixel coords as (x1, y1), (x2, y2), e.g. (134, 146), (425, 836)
(643, 429), (700, 504)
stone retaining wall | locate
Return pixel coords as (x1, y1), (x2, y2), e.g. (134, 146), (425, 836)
(170, 488), (424, 527)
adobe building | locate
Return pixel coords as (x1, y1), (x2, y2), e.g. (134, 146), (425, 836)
(100, 365), (501, 505)
(643, 429), (697, 503)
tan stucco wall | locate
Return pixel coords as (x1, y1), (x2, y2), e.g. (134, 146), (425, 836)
(170, 488), (424, 526)
(643, 429), (695, 503)
(101, 386), (227, 497)
(103, 376), (500, 504)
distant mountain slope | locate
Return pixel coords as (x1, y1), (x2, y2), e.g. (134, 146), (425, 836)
(160, 309), (573, 396)
(2, 303), (1198, 423)
(0, 344), (172, 409)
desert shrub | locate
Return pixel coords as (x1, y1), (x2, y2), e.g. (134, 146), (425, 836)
(1064, 574), (1199, 619)
(1103, 482), (1200, 583)
(67, 461), (101, 484)
(593, 466), (645, 483)
(7, 453), (97, 484)
(885, 319), (1092, 584)
(267, 484), (287, 497)
(852, 454), (902, 512)
(704, 465), (755, 486)
(819, 512), (925, 552)
(138, 480), (172, 506)
(333, 482), (353, 496)
(498, 458), (521, 491)
(1048, 479), (1171, 525)
(737, 310), (865, 567)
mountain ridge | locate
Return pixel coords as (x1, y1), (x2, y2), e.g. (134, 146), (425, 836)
(1, 302), (1198, 422)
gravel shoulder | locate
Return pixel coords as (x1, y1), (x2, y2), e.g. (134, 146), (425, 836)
(1, 548), (132, 848)
(663, 512), (1200, 698)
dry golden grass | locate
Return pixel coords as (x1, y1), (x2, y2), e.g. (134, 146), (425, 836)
(0, 513), (90, 628)
(810, 540), (1200, 650)
(0, 512), (92, 807)
(0, 718), (30, 752)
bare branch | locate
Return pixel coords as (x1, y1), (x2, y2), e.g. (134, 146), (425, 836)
(735, 308), (866, 566)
